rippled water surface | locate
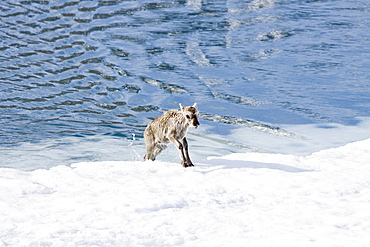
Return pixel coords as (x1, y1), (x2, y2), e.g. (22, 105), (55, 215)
(1, 0), (370, 169)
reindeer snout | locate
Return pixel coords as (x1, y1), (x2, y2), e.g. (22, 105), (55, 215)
(193, 119), (200, 128)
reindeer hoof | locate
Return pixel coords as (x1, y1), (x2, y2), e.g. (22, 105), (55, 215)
(182, 161), (194, 168)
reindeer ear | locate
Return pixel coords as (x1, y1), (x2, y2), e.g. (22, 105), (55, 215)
(179, 103), (184, 111)
(192, 103), (198, 109)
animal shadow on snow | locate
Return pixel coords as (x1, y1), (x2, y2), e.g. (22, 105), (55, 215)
(205, 159), (313, 173)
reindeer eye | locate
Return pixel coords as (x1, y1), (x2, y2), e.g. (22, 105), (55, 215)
(186, 115), (190, 119)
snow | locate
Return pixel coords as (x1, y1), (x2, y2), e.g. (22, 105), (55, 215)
(1, 139), (370, 246)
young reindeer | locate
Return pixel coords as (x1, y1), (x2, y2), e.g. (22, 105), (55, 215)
(144, 103), (200, 167)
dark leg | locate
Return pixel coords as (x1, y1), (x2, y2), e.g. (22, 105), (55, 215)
(182, 137), (194, 167)
(169, 137), (189, 167)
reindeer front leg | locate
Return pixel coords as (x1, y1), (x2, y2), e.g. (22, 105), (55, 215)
(182, 137), (194, 167)
(169, 137), (189, 167)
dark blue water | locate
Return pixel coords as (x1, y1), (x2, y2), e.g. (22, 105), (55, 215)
(1, 0), (370, 170)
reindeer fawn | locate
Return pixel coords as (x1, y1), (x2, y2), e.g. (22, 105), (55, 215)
(144, 103), (200, 167)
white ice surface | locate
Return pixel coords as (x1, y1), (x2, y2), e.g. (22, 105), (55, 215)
(1, 138), (370, 246)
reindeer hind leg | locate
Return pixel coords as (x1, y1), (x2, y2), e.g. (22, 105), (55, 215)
(152, 143), (167, 159)
(144, 142), (156, 161)
(144, 128), (156, 161)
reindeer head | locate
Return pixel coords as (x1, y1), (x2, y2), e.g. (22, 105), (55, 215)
(179, 103), (200, 128)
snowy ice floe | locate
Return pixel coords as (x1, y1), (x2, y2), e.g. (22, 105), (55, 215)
(1, 139), (370, 246)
